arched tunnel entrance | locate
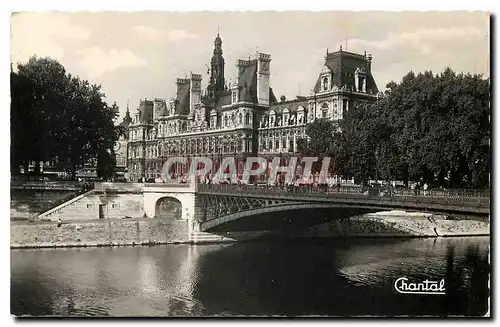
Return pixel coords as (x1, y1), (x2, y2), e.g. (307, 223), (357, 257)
(155, 196), (182, 219)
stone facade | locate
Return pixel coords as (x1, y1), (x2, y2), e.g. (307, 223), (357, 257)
(121, 34), (382, 182)
(11, 219), (189, 248)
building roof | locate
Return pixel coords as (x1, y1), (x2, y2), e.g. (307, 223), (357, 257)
(174, 82), (190, 115)
(238, 60), (258, 102)
(154, 98), (169, 117)
(269, 98), (308, 114)
(313, 49), (379, 94)
(138, 99), (154, 124)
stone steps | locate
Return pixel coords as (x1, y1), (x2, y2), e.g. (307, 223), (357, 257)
(189, 231), (236, 243)
(10, 190), (79, 220)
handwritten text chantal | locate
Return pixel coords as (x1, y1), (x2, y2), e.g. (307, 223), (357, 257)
(394, 277), (446, 295)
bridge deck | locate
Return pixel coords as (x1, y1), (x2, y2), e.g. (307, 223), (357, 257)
(197, 184), (490, 216)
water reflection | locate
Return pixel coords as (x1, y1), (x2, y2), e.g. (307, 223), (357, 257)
(11, 237), (489, 317)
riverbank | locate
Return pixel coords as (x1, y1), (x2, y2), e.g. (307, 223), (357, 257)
(10, 218), (189, 249)
(10, 211), (490, 249)
(303, 211), (490, 238)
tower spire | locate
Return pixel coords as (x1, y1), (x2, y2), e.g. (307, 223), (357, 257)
(208, 31), (225, 94)
(123, 97), (132, 124)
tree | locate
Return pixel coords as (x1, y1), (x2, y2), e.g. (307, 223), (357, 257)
(11, 56), (120, 179)
(299, 68), (490, 189)
(378, 68), (490, 188)
(339, 102), (379, 184)
(298, 118), (339, 174)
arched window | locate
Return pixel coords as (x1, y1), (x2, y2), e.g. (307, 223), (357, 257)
(245, 112), (251, 125)
(239, 113), (243, 125)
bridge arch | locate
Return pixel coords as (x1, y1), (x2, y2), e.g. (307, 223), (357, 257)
(143, 191), (195, 220)
(200, 202), (382, 231)
(155, 196), (182, 219)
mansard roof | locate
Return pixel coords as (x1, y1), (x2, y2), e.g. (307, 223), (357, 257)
(154, 98), (169, 116)
(313, 49), (379, 94)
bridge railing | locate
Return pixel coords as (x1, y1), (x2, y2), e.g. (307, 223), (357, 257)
(197, 183), (490, 209)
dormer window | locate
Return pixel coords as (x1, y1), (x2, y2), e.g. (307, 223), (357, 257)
(323, 76), (329, 91)
(358, 76), (365, 92)
(354, 67), (367, 93)
(283, 108), (290, 126)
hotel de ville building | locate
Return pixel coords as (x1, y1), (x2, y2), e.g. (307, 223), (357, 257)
(117, 33), (382, 182)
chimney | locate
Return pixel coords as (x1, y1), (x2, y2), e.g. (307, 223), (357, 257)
(257, 52), (271, 106)
(280, 95), (286, 102)
(176, 78), (190, 95)
(190, 73), (202, 114)
(367, 54), (373, 72)
(236, 59), (253, 83)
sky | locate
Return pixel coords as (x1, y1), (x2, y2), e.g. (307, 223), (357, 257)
(10, 11), (490, 121)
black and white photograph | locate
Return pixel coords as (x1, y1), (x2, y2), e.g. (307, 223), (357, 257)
(8, 7), (491, 318)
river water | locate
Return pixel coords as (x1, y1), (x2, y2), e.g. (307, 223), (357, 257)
(11, 237), (490, 317)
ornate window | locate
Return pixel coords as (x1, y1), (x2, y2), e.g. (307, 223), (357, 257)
(232, 90), (238, 104)
(321, 102), (329, 119)
(323, 76), (329, 91)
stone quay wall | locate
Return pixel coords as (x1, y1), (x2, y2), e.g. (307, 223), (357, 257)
(304, 213), (490, 238)
(10, 211), (489, 248)
(11, 219), (189, 248)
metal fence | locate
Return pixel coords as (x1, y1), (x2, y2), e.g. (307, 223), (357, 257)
(197, 183), (490, 210)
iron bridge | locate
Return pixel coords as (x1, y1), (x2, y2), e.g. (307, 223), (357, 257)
(196, 184), (490, 231)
